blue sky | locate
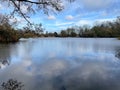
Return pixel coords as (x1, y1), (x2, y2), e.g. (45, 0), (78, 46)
(0, 0), (120, 32)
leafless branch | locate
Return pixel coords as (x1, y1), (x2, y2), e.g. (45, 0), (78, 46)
(6, 0), (75, 24)
(10, 0), (32, 24)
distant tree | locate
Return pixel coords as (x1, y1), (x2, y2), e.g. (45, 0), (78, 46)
(66, 28), (71, 36)
(70, 32), (77, 37)
(66, 27), (78, 37)
(59, 16), (120, 38)
(48, 32), (54, 37)
(54, 32), (59, 37)
(60, 30), (67, 37)
(44, 31), (49, 37)
(34, 23), (44, 34)
(78, 26), (84, 37)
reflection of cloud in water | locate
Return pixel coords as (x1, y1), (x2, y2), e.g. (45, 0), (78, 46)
(1, 58), (120, 90)
(34, 59), (70, 77)
(1, 38), (120, 90)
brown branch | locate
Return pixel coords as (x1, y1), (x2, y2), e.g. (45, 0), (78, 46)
(8, 0), (75, 24)
(23, 0), (49, 5)
(10, 0), (32, 24)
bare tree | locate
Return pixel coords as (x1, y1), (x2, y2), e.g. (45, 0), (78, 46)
(34, 23), (44, 34)
(0, 0), (75, 24)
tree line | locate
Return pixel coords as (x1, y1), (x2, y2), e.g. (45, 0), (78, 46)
(25, 16), (120, 38)
(57, 17), (120, 38)
(0, 15), (120, 43)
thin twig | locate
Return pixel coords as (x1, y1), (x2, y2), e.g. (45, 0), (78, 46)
(10, 0), (32, 24)
(24, 0), (49, 5)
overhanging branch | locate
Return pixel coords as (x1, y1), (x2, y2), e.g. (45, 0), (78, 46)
(10, 0), (32, 24)
(8, 0), (75, 24)
(24, 0), (49, 5)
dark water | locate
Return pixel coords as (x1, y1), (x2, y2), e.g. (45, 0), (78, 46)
(0, 38), (120, 90)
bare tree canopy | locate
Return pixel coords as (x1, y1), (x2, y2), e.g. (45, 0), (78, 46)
(0, 0), (75, 24)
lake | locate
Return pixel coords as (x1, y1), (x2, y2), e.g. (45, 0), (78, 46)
(0, 38), (120, 90)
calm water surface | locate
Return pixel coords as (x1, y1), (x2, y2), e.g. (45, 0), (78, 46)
(0, 38), (120, 90)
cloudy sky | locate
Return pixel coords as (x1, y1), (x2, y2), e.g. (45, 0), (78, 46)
(1, 0), (120, 32)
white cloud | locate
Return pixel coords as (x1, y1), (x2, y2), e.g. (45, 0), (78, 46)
(46, 21), (75, 31)
(10, 16), (27, 28)
(75, 18), (115, 27)
(75, 20), (92, 26)
(37, 60), (69, 77)
(101, 11), (108, 17)
(97, 18), (115, 22)
(0, 3), (7, 10)
(65, 15), (74, 20)
(20, 5), (28, 14)
(80, 0), (112, 10)
(58, 26), (67, 29)
(113, 9), (120, 15)
(47, 15), (56, 20)
(55, 21), (75, 26)
(0, 4), (2, 9)
(15, 17), (26, 23)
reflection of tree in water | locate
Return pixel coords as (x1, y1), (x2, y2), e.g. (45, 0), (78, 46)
(115, 49), (120, 59)
(1, 79), (24, 90)
(0, 44), (11, 69)
(0, 59), (10, 69)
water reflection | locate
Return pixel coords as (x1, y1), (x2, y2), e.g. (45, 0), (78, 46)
(0, 38), (120, 90)
(0, 44), (11, 69)
(0, 59), (10, 69)
(115, 49), (120, 59)
(1, 79), (24, 90)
